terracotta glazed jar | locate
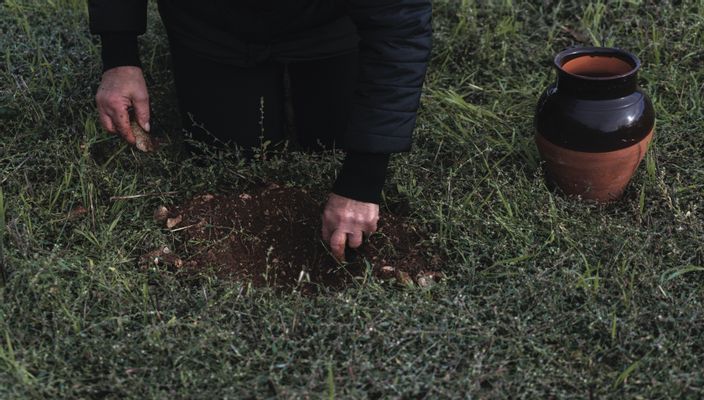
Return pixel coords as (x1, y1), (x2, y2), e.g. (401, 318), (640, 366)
(534, 47), (655, 201)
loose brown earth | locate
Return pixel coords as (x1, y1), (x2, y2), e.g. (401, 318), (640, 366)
(141, 184), (443, 292)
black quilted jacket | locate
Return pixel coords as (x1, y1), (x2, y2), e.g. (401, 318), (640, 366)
(88, 0), (433, 154)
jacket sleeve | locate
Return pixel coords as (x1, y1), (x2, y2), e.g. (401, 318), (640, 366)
(345, 0), (432, 153)
(88, 0), (148, 35)
(88, 0), (148, 70)
(332, 152), (390, 204)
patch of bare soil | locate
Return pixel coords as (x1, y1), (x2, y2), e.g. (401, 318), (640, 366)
(141, 184), (443, 292)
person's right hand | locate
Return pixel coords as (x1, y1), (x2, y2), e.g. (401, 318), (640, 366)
(95, 66), (150, 145)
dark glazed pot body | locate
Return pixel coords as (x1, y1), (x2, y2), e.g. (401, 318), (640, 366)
(534, 47), (655, 201)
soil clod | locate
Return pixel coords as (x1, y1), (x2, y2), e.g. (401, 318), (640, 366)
(139, 246), (184, 269)
(131, 120), (158, 152)
(154, 205), (169, 222)
(166, 215), (183, 229)
(416, 271), (444, 288)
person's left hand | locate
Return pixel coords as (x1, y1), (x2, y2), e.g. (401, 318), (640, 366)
(322, 193), (379, 262)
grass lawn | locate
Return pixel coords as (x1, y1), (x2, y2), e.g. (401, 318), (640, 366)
(1, 0), (703, 398)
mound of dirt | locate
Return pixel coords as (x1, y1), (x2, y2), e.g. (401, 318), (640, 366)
(141, 184), (443, 291)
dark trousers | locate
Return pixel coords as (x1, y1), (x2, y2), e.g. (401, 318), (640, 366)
(169, 45), (359, 155)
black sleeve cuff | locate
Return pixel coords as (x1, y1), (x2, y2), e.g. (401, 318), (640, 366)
(332, 152), (391, 204)
(100, 33), (141, 72)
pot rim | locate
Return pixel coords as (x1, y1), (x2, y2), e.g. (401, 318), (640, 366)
(554, 46), (641, 81)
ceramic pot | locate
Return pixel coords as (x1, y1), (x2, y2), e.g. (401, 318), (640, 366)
(534, 47), (655, 201)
